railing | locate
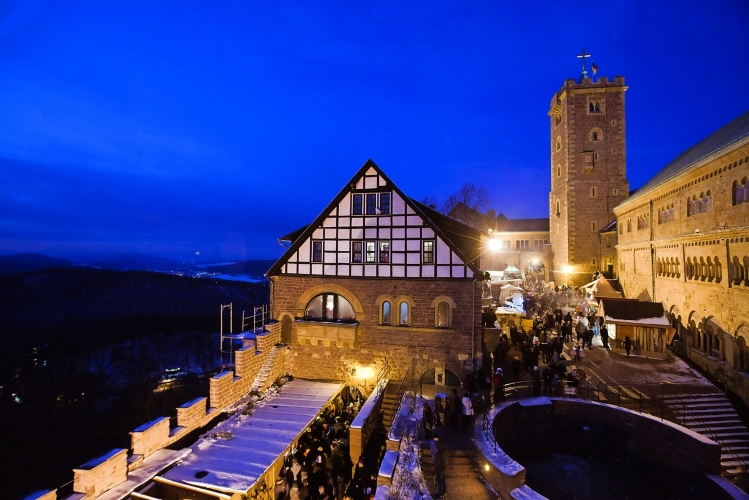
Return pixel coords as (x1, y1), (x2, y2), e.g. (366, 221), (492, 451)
(377, 358), (391, 386)
(388, 367), (415, 431)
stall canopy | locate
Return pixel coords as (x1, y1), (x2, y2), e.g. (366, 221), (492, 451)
(498, 284), (524, 307)
(581, 276), (622, 299)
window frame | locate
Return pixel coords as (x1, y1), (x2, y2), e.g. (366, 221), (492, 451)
(352, 194), (363, 215)
(312, 240), (323, 262)
(304, 293), (356, 323)
(351, 241), (363, 263)
(366, 194), (377, 215)
(423, 240), (435, 264)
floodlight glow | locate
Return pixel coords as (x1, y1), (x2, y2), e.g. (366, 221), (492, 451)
(488, 238), (502, 252)
(563, 265), (573, 274)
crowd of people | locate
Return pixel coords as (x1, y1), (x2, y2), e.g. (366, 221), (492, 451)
(274, 393), (378, 500)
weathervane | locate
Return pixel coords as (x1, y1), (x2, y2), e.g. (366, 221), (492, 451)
(577, 48), (591, 82)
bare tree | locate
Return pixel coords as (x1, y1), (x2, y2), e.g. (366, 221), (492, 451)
(442, 183), (491, 213)
(420, 195), (440, 209)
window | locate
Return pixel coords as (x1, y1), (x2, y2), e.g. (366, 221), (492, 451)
(590, 186), (597, 198)
(557, 165), (561, 178)
(352, 241), (363, 263)
(366, 241), (376, 263)
(592, 131), (598, 140)
(423, 240), (435, 264)
(533, 239), (549, 251)
(399, 302), (410, 326)
(555, 201), (561, 216)
(591, 222), (596, 232)
(379, 193), (390, 214)
(436, 302), (450, 328)
(556, 137), (561, 151)
(516, 240), (530, 250)
(382, 301), (391, 325)
(379, 241), (390, 263)
(366, 194), (377, 215)
(352, 194), (362, 215)
(590, 128), (603, 142)
(312, 241), (323, 262)
(305, 293), (356, 322)
(589, 101), (601, 113)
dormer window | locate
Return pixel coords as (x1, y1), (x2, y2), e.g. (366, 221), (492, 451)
(352, 194), (363, 215)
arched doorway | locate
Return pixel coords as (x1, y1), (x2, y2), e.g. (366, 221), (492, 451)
(281, 315), (292, 345)
(420, 368), (461, 398)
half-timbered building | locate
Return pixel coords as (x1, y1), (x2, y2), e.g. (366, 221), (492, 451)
(267, 159), (485, 387)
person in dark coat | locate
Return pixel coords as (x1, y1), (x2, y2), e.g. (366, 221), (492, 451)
(448, 389), (460, 429)
(434, 439), (448, 497)
(422, 402), (434, 440)
(624, 336), (632, 357)
(492, 368), (504, 404)
(601, 324), (610, 349)
(512, 356), (522, 382)
(531, 366), (542, 397)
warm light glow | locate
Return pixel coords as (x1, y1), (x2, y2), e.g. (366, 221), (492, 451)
(562, 265), (573, 274)
(488, 238), (502, 252)
(357, 366), (375, 380)
(484, 463), (490, 471)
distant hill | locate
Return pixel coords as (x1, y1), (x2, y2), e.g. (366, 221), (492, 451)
(0, 253), (73, 274)
(85, 253), (183, 272)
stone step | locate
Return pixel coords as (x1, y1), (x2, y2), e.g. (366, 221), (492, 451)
(706, 432), (749, 441)
(671, 402), (734, 409)
(714, 438), (749, 445)
(672, 407), (737, 415)
(724, 468), (746, 476)
(722, 453), (749, 460)
(678, 414), (739, 422)
(692, 425), (747, 433)
(721, 460), (749, 468)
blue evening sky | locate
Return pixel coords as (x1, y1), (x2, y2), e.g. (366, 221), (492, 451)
(1, 1), (748, 261)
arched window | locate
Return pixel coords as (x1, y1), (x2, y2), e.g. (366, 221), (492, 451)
(735, 180), (745, 205)
(556, 137), (562, 151)
(399, 302), (410, 326)
(436, 302), (450, 328)
(382, 301), (391, 325)
(305, 293), (356, 322)
(714, 257), (722, 283)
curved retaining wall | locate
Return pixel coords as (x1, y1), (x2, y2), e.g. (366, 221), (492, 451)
(476, 398), (729, 500)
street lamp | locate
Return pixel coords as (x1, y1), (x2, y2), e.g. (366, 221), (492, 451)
(562, 265), (572, 286)
(488, 236), (501, 270)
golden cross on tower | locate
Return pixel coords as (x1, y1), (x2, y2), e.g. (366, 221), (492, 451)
(577, 47), (591, 82)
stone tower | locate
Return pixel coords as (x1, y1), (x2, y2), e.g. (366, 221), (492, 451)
(548, 62), (629, 286)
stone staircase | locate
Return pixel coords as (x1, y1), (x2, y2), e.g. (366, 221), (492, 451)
(665, 392), (749, 476)
(380, 380), (402, 431)
(420, 426), (497, 499)
(250, 344), (282, 392)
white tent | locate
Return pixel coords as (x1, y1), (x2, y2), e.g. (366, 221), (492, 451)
(498, 284), (524, 305)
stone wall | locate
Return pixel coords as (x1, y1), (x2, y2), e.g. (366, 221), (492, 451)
(615, 139), (749, 405)
(271, 275), (481, 384)
(477, 399), (727, 499)
(495, 400), (721, 478)
(72, 448), (128, 498)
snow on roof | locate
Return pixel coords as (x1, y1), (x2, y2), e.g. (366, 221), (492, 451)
(599, 299), (669, 327)
(162, 379), (342, 494)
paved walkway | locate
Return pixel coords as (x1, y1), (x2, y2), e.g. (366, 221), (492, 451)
(420, 416), (497, 499)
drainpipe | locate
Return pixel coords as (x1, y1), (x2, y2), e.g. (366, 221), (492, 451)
(472, 277), (478, 373)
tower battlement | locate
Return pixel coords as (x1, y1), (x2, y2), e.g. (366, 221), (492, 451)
(550, 76), (626, 110)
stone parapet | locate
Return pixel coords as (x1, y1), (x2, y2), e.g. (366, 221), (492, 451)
(73, 448), (128, 498)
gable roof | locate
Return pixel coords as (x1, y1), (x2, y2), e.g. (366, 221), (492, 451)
(633, 110), (749, 199)
(599, 219), (617, 233)
(266, 159), (483, 277)
(447, 202), (549, 233)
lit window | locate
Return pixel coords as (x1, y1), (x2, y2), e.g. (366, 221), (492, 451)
(423, 240), (435, 263)
(379, 193), (390, 214)
(366, 241), (376, 263)
(305, 293), (356, 322)
(379, 241), (390, 263)
(382, 301), (391, 325)
(437, 302), (450, 328)
(352, 241), (363, 263)
(399, 302), (410, 326)
(312, 241), (323, 262)
(366, 194), (377, 215)
(352, 194), (362, 215)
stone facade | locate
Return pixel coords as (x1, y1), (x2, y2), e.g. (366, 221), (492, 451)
(615, 113), (749, 405)
(548, 76), (629, 286)
(271, 275), (481, 384)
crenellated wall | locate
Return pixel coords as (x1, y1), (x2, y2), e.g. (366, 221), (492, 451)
(29, 321), (291, 500)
